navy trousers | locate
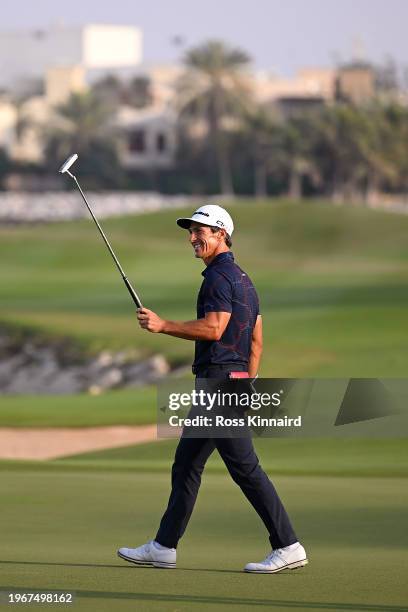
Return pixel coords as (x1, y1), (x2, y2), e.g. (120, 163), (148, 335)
(155, 365), (298, 549)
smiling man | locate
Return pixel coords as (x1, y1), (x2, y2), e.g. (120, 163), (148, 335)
(117, 204), (308, 573)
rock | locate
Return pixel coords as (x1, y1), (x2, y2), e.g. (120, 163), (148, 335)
(0, 335), (11, 352)
(0, 332), (173, 395)
(86, 367), (123, 393)
(4, 360), (59, 394)
(111, 351), (129, 366)
(149, 354), (170, 376)
(44, 368), (83, 395)
(95, 351), (114, 368)
(122, 355), (169, 387)
(0, 352), (25, 372)
(86, 350), (114, 372)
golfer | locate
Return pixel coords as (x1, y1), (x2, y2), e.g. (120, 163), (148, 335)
(118, 205), (308, 573)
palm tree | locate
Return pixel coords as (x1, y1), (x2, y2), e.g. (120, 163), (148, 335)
(45, 92), (122, 187)
(47, 92), (115, 155)
(127, 76), (153, 109)
(313, 103), (402, 203)
(282, 119), (313, 199)
(356, 104), (399, 203)
(268, 114), (322, 200)
(92, 75), (124, 110)
(242, 105), (280, 198)
(14, 99), (33, 144)
(177, 40), (252, 195)
(384, 103), (408, 196)
(312, 105), (366, 201)
(0, 148), (11, 188)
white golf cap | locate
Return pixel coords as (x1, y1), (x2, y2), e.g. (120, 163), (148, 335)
(177, 204), (234, 236)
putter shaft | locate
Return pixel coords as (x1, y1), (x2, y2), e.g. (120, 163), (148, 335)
(65, 169), (143, 309)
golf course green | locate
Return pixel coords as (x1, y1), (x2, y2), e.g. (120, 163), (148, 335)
(1, 439), (407, 611)
(1, 199), (407, 610)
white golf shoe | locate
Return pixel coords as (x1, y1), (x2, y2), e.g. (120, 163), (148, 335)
(117, 540), (176, 569)
(244, 542), (308, 574)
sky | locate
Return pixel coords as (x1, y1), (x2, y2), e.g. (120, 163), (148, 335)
(1, 0), (406, 76)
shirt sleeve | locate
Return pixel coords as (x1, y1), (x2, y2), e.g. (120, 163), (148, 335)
(202, 271), (233, 314)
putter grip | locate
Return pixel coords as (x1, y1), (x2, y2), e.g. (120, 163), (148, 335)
(123, 276), (142, 309)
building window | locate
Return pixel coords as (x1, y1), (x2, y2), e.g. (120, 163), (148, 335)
(156, 133), (166, 153)
(129, 130), (146, 153)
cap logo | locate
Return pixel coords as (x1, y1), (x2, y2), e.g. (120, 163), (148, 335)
(216, 220), (224, 227)
(194, 210), (209, 217)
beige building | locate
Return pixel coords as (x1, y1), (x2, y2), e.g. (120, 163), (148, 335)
(252, 67), (337, 104)
(146, 64), (183, 108)
(297, 68), (337, 100)
(1, 65), (90, 164)
(0, 97), (17, 150)
(336, 63), (375, 104)
(9, 96), (50, 163)
(45, 66), (87, 106)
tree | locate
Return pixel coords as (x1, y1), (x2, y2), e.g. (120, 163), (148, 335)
(312, 103), (404, 202)
(92, 74), (153, 109)
(126, 76), (153, 109)
(0, 148), (11, 189)
(356, 104), (399, 203)
(242, 106), (281, 198)
(44, 92), (123, 188)
(177, 40), (252, 195)
(279, 115), (322, 199)
(92, 75), (124, 110)
(13, 100), (32, 144)
(375, 57), (399, 97)
(311, 104), (368, 201)
(381, 103), (408, 196)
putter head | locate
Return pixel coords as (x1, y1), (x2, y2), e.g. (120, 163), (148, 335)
(59, 153), (78, 174)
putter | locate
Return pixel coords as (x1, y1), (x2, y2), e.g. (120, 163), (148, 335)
(58, 153), (143, 309)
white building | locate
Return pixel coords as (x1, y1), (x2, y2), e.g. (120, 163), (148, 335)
(116, 106), (177, 169)
(0, 24), (143, 91)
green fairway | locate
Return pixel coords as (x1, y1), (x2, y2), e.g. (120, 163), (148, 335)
(0, 388), (156, 427)
(1, 459), (407, 612)
(51, 437), (408, 478)
(1, 199), (408, 376)
(1, 438), (407, 479)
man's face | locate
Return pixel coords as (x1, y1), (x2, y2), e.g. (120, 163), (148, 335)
(189, 223), (223, 259)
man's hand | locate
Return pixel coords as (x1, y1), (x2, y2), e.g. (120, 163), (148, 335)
(137, 308), (166, 333)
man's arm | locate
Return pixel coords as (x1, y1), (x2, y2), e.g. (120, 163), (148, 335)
(248, 315), (263, 378)
(137, 308), (231, 341)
